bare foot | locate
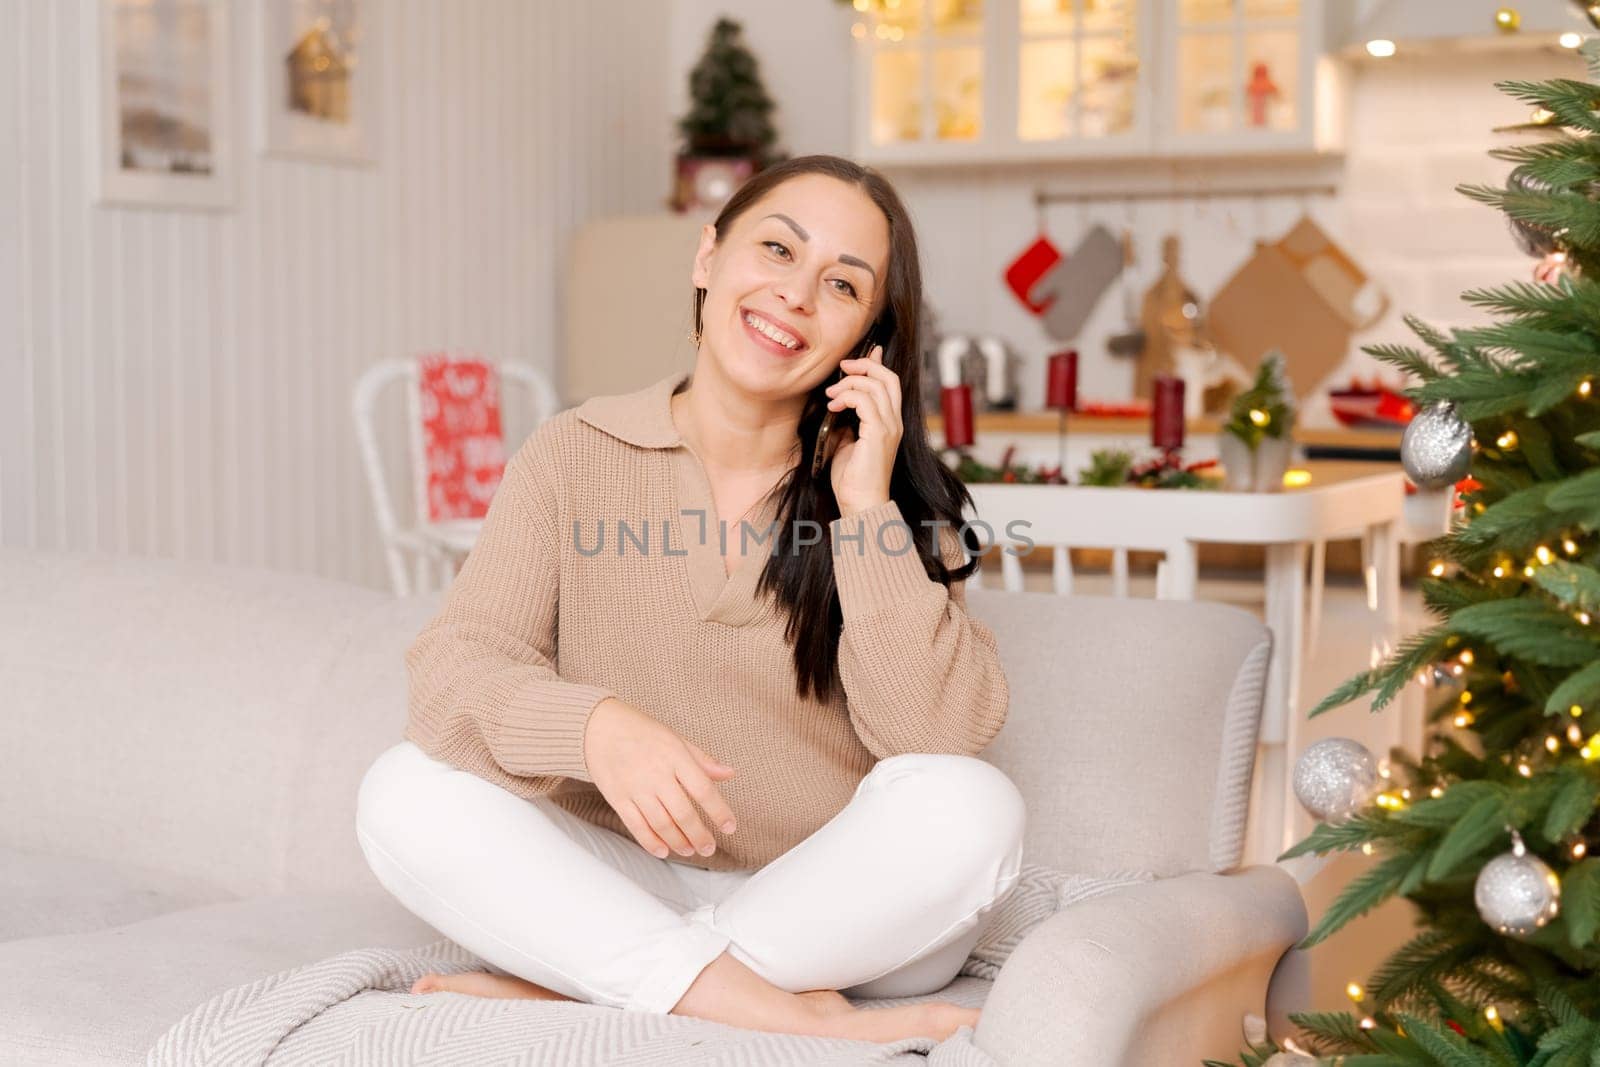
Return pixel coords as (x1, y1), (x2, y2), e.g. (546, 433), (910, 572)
(823, 1001), (980, 1045)
(410, 970), (576, 1002)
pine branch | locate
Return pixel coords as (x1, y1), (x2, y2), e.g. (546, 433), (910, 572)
(1560, 857), (1600, 950)
(1308, 625), (1455, 719)
(1279, 812), (1418, 861)
(1396, 782), (1511, 830)
(1427, 795), (1512, 881)
(1546, 468), (1600, 526)
(1545, 660), (1600, 718)
(1289, 1009), (1381, 1053)
(1457, 181), (1600, 249)
(1494, 78), (1600, 134)
(1449, 598), (1600, 668)
(1300, 852), (1414, 948)
(1367, 929), (1488, 1009)
(1533, 561), (1600, 613)
(1364, 341), (1443, 384)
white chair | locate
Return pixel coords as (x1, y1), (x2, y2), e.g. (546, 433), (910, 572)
(959, 474), (1412, 868)
(352, 356), (561, 597)
(1304, 485), (1455, 649)
(961, 483), (1201, 601)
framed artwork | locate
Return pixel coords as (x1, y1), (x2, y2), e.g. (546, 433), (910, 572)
(257, 0), (376, 164)
(89, 0), (233, 210)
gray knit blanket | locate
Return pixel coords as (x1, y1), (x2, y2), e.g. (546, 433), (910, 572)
(145, 864), (1153, 1066)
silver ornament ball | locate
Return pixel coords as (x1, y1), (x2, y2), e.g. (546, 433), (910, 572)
(1475, 846), (1561, 936)
(1401, 402), (1474, 489)
(1293, 738), (1379, 823)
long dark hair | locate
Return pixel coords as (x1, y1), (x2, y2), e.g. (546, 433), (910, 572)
(689, 154), (981, 704)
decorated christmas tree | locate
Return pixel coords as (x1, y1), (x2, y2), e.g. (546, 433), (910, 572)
(1211, 40), (1600, 1067)
(677, 17), (782, 164)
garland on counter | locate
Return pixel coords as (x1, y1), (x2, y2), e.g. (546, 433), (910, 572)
(952, 445), (1221, 490)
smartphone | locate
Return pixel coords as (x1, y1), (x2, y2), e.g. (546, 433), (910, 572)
(813, 326), (888, 478)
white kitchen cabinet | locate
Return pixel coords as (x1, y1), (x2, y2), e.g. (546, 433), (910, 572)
(850, 0), (1341, 165)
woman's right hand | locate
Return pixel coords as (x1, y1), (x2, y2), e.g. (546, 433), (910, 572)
(582, 697), (738, 860)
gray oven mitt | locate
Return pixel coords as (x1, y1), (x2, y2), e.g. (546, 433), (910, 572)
(1029, 223), (1123, 342)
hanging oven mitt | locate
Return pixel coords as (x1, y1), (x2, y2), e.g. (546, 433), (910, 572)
(1003, 234), (1063, 315)
(1030, 223), (1124, 342)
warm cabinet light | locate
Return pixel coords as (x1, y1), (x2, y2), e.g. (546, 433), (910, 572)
(1366, 39), (1396, 57)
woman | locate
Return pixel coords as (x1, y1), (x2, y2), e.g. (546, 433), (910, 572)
(355, 154), (1026, 1046)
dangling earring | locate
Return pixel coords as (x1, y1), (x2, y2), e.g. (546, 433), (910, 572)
(810, 369), (844, 479)
(689, 288), (705, 345)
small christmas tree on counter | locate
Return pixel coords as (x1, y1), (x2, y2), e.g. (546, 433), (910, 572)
(677, 17), (783, 164)
(1209, 40), (1600, 1067)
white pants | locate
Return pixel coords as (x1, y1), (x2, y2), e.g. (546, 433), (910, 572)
(355, 740), (1026, 1015)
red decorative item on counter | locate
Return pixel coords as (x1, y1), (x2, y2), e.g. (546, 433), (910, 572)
(941, 383), (975, 448)
(418, 351), (506, 522)
(1046, 349), (1079, 411)
(1327, 377), (1416, 429)
(1076, 399), (1152, 418)
(1151, 374), (1185, 450)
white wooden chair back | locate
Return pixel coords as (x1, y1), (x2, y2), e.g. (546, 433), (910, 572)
(352, 356), (560, 596)
(961, 483), (1200, 600)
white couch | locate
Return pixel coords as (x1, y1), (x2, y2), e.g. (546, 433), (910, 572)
(0, 548), (1308, 1065)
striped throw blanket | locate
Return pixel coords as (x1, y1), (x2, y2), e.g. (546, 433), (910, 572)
(146, 864), (1154, 1066)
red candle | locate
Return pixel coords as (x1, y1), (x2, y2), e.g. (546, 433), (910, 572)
(1046, 349), (1078, 412)
(1151, 374), (1185, 450)
(941, 383), (974, 449)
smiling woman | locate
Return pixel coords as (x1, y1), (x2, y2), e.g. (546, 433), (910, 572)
(358, 154), (1022, 1048)
(682, 156), (984, 703)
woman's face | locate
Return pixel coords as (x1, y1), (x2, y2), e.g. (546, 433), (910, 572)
(691, 173), (891, 396)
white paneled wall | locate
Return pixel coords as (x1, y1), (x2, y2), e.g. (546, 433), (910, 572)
(0, 0), (671, 588)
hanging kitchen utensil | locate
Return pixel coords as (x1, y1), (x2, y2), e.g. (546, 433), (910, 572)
(1106, 228), (1146, 358)
(1031, 222), (1123, 342)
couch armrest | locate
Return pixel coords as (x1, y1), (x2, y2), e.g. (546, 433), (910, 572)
(973, 864), (1307, 1067)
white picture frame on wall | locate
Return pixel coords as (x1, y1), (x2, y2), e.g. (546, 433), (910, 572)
(89, 0), (233, 210)
(257, 0), (376, 165)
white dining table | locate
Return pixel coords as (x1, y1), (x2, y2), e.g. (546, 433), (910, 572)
(962, 469), (1437, 868)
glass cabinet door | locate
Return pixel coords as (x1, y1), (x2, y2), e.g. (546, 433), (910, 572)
(1173, 0), (1302, 138)
(1017, 0), (1139, 144)
(862, 0), (986, 146)
(853, 0), (1327, 163)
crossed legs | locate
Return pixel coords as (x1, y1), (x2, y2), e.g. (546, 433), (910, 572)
(356, 743), (1026, 1041)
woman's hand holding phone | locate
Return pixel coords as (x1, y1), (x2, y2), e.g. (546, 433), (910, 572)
(582, 697), (738, 860)
(823, 342), (903, 517)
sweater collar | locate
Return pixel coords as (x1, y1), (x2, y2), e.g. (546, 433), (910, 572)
(575, 369), (692, 449)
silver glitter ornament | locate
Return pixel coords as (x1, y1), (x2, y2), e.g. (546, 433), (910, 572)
(1401, 401), (1474, 489)
(1475, 830), (1561, 936)
(1293, 738), (1379, 823)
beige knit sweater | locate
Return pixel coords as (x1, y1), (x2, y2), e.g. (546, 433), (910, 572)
(402, 368), (1010, 871)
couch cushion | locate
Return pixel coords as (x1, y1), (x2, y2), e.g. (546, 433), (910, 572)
(0, 892), (438, 1066)
(965, 588), (1271, 877)
(0, 550), (442, 898)
(0, 845), (233, 942)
